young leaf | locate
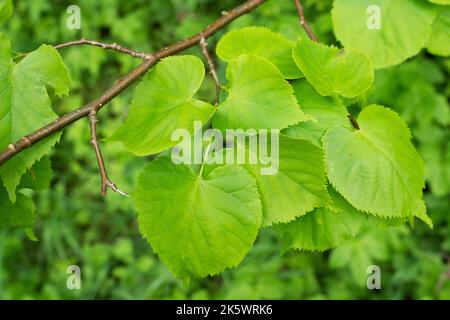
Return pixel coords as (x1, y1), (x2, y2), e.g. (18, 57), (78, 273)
(0, 34), (70, 202)
(0, 185), (35, 228)
(212, 54), (307, 132)
(134, 157), (262, 279)
(277, 187), (365, 252)
(332, 0), (437, 68)
(216, 26), (302, 79)
(292, 38), (374, 98)
(112, 55), (216, 156)
(323, 105), (430, 224)
(283, 80), (350, 146)
(236, 134), (330, 227)
(427, 6), (450, 56)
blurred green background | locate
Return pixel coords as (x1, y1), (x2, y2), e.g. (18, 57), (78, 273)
(0, 0), (449, 299)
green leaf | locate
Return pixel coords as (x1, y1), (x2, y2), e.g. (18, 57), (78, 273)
(0, 185), (35, 228)
(216, 26), (302, 79)
(0, 35), (70, 202)
(427, 6), (450, 56)
(277, 187), (365, 251)
(19, 156), (52, 191)
(0, 0), (13, 25)
(212, 54), (307, 132)
(292, 38), (374, 98)
(112, 55), (216, 156)
(237, 134), (329, 227)
(134, 157), (262, 279)
(323, 105), (429, 224)
(332, 0), (437, 68)
(283, 80), (350, 146)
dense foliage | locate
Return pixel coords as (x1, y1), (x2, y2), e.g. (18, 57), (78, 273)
(0, 0), (449, 299)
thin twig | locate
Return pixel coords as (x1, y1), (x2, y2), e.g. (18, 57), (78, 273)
(88, 110), (128, 197)
(293, 0), (359, 130)
(348, 115), (360, 130)
(293, 0), (318, 42)
(54, 38), (153, 60)
(0, 0), (266, 166)
(199, 35), (221, 106)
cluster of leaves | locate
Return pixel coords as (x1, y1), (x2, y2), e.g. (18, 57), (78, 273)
(113, 0), (448, 278)
(0, 0), (448, 299)
(0, 0), (449, 285)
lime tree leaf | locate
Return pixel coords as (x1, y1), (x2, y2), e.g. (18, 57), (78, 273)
(134, 157), (262, 279)
(427, 7), (450, 56)
(112, 55), (216, 156)
(332, 0), (437, 68)
(0, 34), (70, 202)
(19, 156), (52, 191)
(216, 26), (302, 79)
(324, 105), (429, 224)
(212, 54), (307, 132)
(283, 80), (350, 146)
(236, 134), (329, 227)
(0, 185), (35, 228)
(277, 187), (365, 251)
(0, 0), (13, 25)
(292, 38), (374, 98)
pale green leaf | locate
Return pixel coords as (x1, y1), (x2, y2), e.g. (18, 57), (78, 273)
(0, 35), (70, 202)
(112, 55), (216, 156)
(236, 134), (329, 227)
(332, 0), (437, 68)
(277, 187), (365, 251)
(324, 105), (429, 224)
(292, 38), (374, 98)
(134, 157), (262, 279)
(283, 80), (350, 146)
(212, 54), (307, 132)
(216, 26), (302, 79)
(427, 6), (450, 56)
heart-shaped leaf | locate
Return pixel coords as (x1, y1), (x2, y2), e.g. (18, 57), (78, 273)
(332, 0), (437, 68)
(134, 157), (262, 279)
(324, 105), (430, 226)
(213, 54), (307, 132)
(292, 38), (374, 98)
(216, 26), (302, 79)
(112, 55), (216, 156)
(0, 35), (70, 202)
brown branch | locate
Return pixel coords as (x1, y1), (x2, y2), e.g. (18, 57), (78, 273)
(199, 35), (221, 106)
(348, 114), (360, 130)
(293, 0), (318, 42)
(54, 38), (152, 60)
(293, 0), (359, 130)
(88, 110), (128, 197)
(0, 0), (266, 167)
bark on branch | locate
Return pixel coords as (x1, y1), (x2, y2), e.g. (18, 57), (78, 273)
(54, 38), (152, 60)
(293, 0), (318, 42)
(199, 35), (221, 106)
(88, 111), (128, 197)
